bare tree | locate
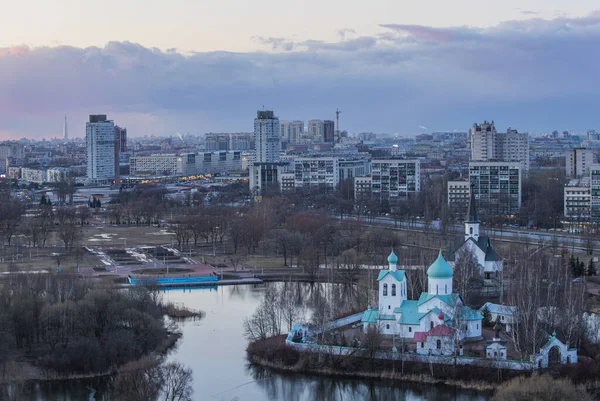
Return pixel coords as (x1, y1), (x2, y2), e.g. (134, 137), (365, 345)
(453, 247), (483, 305)
(299, 247), (320, 282)
(160, 362), (194, 401)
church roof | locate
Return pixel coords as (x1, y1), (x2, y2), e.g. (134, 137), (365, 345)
(466, 184), (479, 223)
(459, 306), (483, 321)
(417, 292), (460, 307)
(450, 236), (503, 262)
(427, 251), (454, 278)
(387, 250), (398, 264)
(478, 302), (516, 315)
(394, 300), (427, 325)
(428, 324), (456, 337)
(361, 308), (379, 323)
(377, 269), (405, 281)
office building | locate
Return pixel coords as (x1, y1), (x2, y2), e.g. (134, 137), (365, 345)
(86, 115), (115, 182)
(354, 159), (420, 201)
(280, 121), (304, 144)
(468, 161), (521, 214)
(566, 148), (594, 179)
(197, 151), (245, 174)
(469, 121), (529, 170)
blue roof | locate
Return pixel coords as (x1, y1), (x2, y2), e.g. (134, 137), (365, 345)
(377, 269), (405, 281)
(361, 308), (379, 323)
(388, 250), (398, 264)
(460, 306), (483, 321)
(427, 250), (454, 278)
(417, 292), (460, 307)
(379, 314), (396, 320)
(395, 300), (427, 325)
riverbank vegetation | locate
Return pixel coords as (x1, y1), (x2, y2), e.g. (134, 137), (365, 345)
(247, 336), (598, 398)
(0, 272), (200, 382)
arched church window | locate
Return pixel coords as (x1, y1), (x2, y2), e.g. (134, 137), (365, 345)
(383, 284), (388, 296)
(470, 227), (473, 235)
(386, 324), (390, 329)
(430, 321), (434, 330)
(392, 284), (396, 296)
(445, 284), (447, 294)
(436, 339), (441, 349)
(436, 285), (439, 294)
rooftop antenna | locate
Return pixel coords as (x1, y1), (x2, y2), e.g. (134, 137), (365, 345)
(335, 108), (342, 143)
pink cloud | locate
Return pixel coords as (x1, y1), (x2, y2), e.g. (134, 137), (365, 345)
(380, 24), (453, 42)
(0, 45), (30, 57)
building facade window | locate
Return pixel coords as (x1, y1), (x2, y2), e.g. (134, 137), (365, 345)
(392, 284), (396, 296)
(436, 340), (441, 349)
(383, 284), (388, 296)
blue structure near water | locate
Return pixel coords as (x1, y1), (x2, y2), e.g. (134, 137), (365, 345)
(128, 275), (218, 285)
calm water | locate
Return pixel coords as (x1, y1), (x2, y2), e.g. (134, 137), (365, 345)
(24, 283), (491, 401)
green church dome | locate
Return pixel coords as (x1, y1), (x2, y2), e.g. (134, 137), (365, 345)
(427, 250), (454, 278)
(388, 250), (398, 264)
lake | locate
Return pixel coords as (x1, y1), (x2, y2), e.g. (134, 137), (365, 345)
(23, 283), (492, 401)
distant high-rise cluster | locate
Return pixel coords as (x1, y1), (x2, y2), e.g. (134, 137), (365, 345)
(469, 121), (529, 169)
(279, 121), (304, 144)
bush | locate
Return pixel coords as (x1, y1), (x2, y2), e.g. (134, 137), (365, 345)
(492, 374), (591, 401)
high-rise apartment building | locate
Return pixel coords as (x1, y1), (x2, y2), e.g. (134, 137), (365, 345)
(468, 161), (521, 214)
(566, 148), (594, 179)
(115, 125), (127, 153)
(447, 180), (470, 216)
(470, 121), (529, 170)
(86, 115), (115, 182)
(323, 120), (335, 143)
(564, 178), (591, 219)
(254, 110), (280, 163)
(354, 159), (420, 201)
(591, 164), (600, 221)
(308, 120), (325, 138)
(205, 133), (231, 151)
(280, 121), (304, 144)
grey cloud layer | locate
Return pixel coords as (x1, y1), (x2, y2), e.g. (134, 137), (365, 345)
(1, 12), (600, 137)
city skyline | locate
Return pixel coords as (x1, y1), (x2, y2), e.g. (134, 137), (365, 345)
(2, 5), (600, 139)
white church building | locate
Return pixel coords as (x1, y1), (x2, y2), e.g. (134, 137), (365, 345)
(451, 185), (503, 279)
(362, 249), (483, 345)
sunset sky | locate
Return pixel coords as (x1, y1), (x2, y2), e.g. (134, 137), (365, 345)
(1, 1), (599, 139)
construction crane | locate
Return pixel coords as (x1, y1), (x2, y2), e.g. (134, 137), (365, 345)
(335, 108), (342, 143)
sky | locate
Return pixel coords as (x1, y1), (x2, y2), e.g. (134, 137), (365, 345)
(1, 1), (600, 139)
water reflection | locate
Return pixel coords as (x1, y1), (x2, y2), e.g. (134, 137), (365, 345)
(247, 364), (490, 401)
(19, 283), (491, 401)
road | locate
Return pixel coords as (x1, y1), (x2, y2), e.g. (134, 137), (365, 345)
(335, 214), (594, 252)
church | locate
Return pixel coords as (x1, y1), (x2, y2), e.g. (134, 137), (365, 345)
(451, 185), (503, 279)
(361, 249), (483, 343)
